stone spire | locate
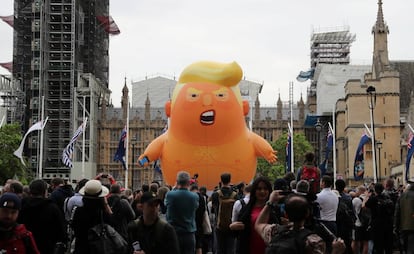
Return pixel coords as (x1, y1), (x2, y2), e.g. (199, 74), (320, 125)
(145, 92), (151, 122)
(371, 0), (390, 78)
(277, 93), (282, 120)
(254, 95), (260, 122)
(121, 77), (129, 120)
(298, 93), (305, 121)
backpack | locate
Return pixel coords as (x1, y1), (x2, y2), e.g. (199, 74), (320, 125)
(265, 228), (314, 254)
(357, 197), (371, 231)
(0, 224), (40, 254)
(216, 189), (237, 231)
(300, 166), (320, 193)
(87, 212), (128, 254)
(376, 195), (394, 221)
(336, 196), (356, 236)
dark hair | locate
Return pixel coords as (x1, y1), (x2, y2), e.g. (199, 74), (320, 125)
(220, 173), (231, 185)
(374, 182), (384, 194)
(322, 175), (333, 188)
(75, 178), (89, 192)
(335, 179), (346, 192)
(305, 152), (315, 163)
(243, 177), (272, 219)
(285, 195), (309, 222)
(190, 185), (199, 191)
(110, 183), (121, 194)
(51, 177), (64, 186)
(142, 184), (149, 192)
(273, 178), (288, 191)
(29, 179), (48, 196)
(9, 181), (24, 194)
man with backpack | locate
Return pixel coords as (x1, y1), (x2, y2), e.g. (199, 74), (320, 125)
(299, 152), (321, 194)
(365, 183), (394, 254)
(107, 184), (135, 240)
(351, 185), (370, 254)
(211, 173), (237, 254)
(335, 179), (354, 254)
(255, 191), (346, 254)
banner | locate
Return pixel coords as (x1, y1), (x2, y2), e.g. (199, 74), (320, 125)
(405, 132), (414, 182)
(286, 131), (291, 174)
(14, 120), (45, 165)
(62, 119), (87, 168)
(114, 126), (127, 170)
(353, 133), (371, 181)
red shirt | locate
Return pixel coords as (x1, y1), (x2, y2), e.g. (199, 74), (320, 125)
(249, 205), (266, 254)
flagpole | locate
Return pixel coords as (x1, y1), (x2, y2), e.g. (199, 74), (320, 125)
(290, 81), (294, 173)
(39, 96), (45, 179)
(0, 115), (5, 128)
(82, 96), (86, 178)
(328, 122), (336, 181)
(125, 99), (130, 188)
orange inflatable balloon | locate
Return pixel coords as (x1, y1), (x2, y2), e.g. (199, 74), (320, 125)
(138, 61), (277, 189)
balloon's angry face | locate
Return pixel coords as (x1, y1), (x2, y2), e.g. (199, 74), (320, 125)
(170, 82), (245, 144)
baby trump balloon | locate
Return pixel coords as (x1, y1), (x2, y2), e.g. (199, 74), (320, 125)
(138, 61), (277, 189)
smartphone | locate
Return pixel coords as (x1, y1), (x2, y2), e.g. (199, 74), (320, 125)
(132, 241), (141, 251)
(138, 156), (149, 166)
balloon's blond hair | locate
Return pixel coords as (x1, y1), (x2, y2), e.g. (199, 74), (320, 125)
(172, 61), (243, 106)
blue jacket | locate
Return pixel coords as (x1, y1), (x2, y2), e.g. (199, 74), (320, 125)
(165, 188), (199, 233)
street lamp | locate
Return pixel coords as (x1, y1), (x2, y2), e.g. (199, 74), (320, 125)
(315, 118), (322, 165)
(367, 85), (378, 183)
(377, 140), (382, 181)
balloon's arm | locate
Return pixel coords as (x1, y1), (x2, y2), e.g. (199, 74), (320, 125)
(250, 132), (277, 164)
(137, 133), (167, 166)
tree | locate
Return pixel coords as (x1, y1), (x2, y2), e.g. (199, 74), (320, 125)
(0, 123), (31, 184)
(257, 132), (313, 182)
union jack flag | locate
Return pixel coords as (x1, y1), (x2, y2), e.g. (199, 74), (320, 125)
(62, 119), (87, 168)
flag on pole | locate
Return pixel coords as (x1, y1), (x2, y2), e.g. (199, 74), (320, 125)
(62, 119), (87, 168)
(14, 120), (46, 166)
(114, 126), (127, 170)
(405, 132), (414, 182)
(285, 131), (292, 174)
(319, 129), (334, 175)
(296, 68), (315, 82)
(353, 133), (371, 181)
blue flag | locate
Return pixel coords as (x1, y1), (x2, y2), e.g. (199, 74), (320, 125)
(354, 133), (371, 181)
(114, 126), (127, 170)
(405, 132), (414, 182)
(286, 132), (291, 174)
(296, 68), (315, 82)
(320, 130), (333, 175)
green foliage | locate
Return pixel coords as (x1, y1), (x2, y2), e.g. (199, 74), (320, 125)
(0, 123), (31, 184)
(256, 132), (313, 182)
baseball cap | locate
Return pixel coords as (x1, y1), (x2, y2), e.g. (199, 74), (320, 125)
(140, 192), (161, 204)
(0, 193), (21, 210)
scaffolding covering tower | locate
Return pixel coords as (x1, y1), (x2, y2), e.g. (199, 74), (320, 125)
(310, 27), (356, 68)
(12, 0), (113, 180)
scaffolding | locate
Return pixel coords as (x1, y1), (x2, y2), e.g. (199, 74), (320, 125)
(310, 27), (356, 68)
(12, 0), (111, 180)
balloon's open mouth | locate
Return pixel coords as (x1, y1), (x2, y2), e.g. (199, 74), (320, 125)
(200, 110), (215, 125)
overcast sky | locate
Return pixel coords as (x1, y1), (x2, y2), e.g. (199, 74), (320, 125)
(1, 0), (413, 107)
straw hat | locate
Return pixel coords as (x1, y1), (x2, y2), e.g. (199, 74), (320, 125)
(79, 179), (109, 197)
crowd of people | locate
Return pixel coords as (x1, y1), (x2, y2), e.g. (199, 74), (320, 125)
(0, 152), (413, 254)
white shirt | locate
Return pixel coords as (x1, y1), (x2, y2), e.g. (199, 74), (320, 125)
(316, 188), (339, 221)
(352, 195), (363, 227)
(231, 195), (250, 222)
